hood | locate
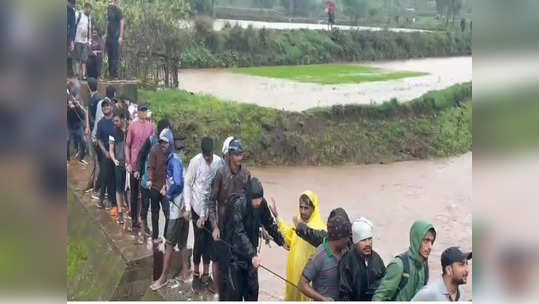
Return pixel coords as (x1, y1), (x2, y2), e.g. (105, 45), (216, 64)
(409, 220), (435, 262)
(301, 190), (326, 230)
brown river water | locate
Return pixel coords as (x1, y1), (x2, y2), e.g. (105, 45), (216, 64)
(178, 56), (472, 111)
(252, 152), (473, 300)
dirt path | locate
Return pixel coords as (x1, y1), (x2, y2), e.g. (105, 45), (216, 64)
(179, 56), (472, 111)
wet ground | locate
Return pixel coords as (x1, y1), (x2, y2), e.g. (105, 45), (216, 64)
(179, 56), (472, 111)
(213, 19), (430, 33)
(253, 152), (473, 300)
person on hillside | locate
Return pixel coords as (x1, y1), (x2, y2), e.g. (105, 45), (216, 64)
(67, 92), (87, 166)
(267, 191), (326, 301)
(146, 129), (172, 242)
(109, 111), (128, 224)
(221, 178), (285, 300)
(184, 137), (224, 293)
(74, 3), (93, 80)
(412, 247), (471, 301)
(87, 27), (104, 80)
(298, 208), (352, 301)
(338, 217), (386, 301)
(207, 138), (251, 300)
(373, 220), (436, 301)
(95, 98), (117, 214)
(105, 0), (125, 79)
(150, 136), (187, 291)
(125, 103), (153, 232)
(84, 77), (103, 193)
(136, 119), (172, 237)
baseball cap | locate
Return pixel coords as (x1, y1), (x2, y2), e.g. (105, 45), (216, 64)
(441, 247), (472, 268)
(159, 134), (169, 143)
(327, 208), (352, 241)
(138, 104), (148, 111)
(228, 139), (243, 155)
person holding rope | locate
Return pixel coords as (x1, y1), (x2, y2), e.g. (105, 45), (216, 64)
(219, 177), (284, 301)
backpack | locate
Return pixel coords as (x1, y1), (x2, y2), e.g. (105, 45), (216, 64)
(393, 252), (429, 300)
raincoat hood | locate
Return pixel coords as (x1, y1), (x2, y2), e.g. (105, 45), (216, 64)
(301, 190), (326, 230)
(409, 220), (436, 262)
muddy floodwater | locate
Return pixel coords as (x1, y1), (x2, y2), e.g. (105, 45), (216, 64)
(179, 56), (472, 111)
(251, 152), (472, 300)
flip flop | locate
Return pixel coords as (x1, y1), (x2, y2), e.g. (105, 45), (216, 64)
(150, 279), (168, 291)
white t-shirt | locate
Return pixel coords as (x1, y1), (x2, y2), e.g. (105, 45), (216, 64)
(75, 11), (91, 44)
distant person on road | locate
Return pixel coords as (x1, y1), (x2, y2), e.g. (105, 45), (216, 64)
(268, 191), (326, 301)
(412, 247), (471, 301)
(325, 0), (336, 28)
(299, 208), (352, 301)
(460, 18), (467, 32)
(184, 137), (224, 293)
(338, 217), (386, 301)
(105, 0), (125, 79)
(373, 220), (436, 301)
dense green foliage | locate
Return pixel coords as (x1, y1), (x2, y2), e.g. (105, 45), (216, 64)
(141, 82), (472, 165)
(182, 21), (472, 68)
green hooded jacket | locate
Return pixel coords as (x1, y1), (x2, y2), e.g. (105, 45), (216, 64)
(372, 220), (436, 301)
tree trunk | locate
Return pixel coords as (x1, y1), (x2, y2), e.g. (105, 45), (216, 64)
(164, 60), (169, 88)
(172, 59), (179, 88)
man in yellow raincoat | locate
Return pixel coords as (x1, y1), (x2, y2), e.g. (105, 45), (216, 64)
(269, 191), (327, 301)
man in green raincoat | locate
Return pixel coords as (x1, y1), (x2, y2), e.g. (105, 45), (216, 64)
(373, 220), (436, 301)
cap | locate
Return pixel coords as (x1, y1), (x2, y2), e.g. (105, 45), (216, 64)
(249, 177), (264, 199)
(352, 217), (374, 243)
(138, 104), (148, 111)
(222, 136), (234, 155)
(101, 98), (111, 106)
(327, 208), (352, 241)
(441, 247), (472, 268)
(228, 139), (243, 155)
(159, 129), (170, 143)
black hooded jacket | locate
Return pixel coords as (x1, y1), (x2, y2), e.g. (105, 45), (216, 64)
(338, 248), (386, 301)
(224, 194), (284, 264)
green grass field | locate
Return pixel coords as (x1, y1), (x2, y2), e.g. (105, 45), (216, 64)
(231, 64), (428, 85)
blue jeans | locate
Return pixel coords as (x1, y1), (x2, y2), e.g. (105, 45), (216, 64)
(67, 124), (86, 161)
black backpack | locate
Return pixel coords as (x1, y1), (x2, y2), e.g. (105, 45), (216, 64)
(393, 252), (429, 300)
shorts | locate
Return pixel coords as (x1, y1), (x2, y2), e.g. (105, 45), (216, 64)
(114, 165), (126, 192)
(75, 42), (89, 63)
(165, 217), (189, 249)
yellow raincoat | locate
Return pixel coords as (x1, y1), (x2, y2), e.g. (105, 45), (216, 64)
(277, 190), (327, 301)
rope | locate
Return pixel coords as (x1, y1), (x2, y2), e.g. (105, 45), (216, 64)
(200, 226), (300, 290)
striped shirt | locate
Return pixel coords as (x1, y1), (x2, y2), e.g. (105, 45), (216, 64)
(302, 238), (340, 300)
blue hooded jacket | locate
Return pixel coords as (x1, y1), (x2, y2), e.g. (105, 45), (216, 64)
(166, 152), (184, 201)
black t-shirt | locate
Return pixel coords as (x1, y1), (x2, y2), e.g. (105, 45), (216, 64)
(67, 106), (85, 129)
(110, 127), (126, 165)
(96, 117), (115, 150)
(107, 6), (123, 41)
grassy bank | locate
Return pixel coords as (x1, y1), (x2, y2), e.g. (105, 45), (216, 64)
(142, 83), (471, 166)
(182, 19), (472, 68)
(231, 64), (427, 85)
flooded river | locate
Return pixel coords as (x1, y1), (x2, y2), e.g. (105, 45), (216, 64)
(253, 152), (472, 300)
(179, 56), (472, 111)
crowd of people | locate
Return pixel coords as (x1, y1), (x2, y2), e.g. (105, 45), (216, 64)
(67, 0), (124, 80)
(67, 75), (472, 302)
(66, 1), (471, 302)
